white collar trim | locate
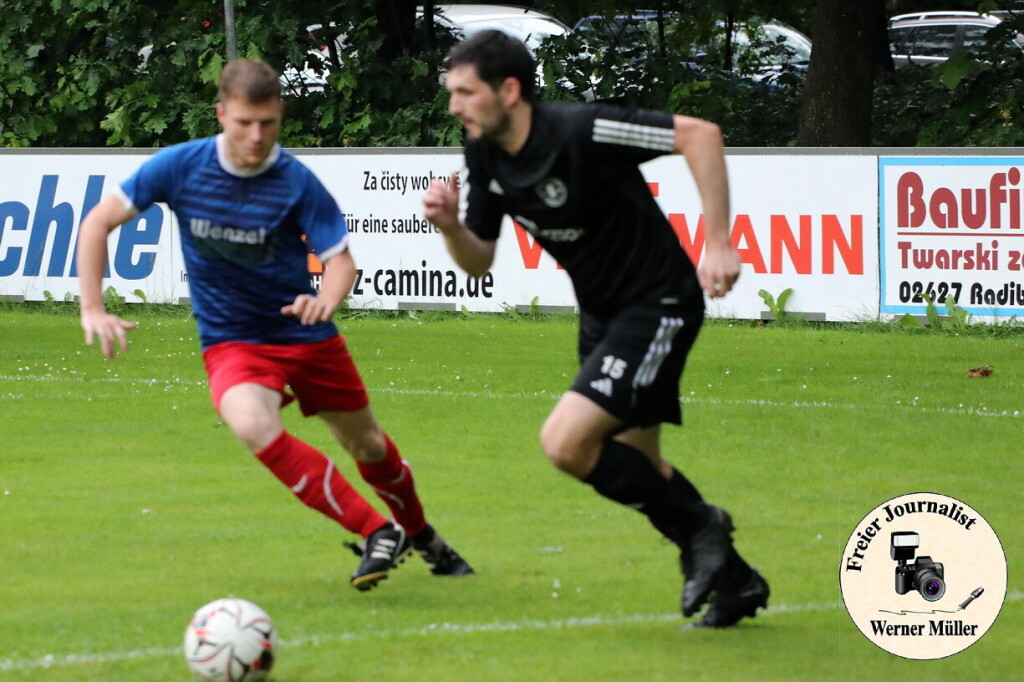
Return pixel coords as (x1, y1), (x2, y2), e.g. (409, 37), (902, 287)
(216, 134), (281, 177)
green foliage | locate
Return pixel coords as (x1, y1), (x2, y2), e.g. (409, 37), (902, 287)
(0, 0), (461, 148)
(536, 12), (805, 146)
(873, 13), (1024, 146)
(6, 1), (1022, 149)
(919, 292), (973, 333)
(276, 10), (463, 148)
(944, 297), (972, 330)
(1, 0), (154, 146)
(1, 1), (807, 148)
(102, 284), (126, 314)
(757, 287), (793, 320)
(893, 313), (925, 329)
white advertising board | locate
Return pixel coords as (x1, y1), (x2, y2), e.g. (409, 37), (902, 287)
(0, 148), (901, 322)
(298, 151), (577, 312)
(643, 153), (878, 321)
(880, 156), (1024, 321)
(0, 153), (185, 303)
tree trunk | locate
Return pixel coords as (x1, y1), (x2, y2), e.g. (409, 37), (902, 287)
(796, 0), (891, 146)
(375, 0), (417, 60)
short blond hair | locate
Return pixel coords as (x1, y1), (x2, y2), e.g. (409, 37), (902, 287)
(218, 59), (281, 103)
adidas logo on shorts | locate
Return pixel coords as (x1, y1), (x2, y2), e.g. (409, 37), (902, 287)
(589, 377), (613, 397)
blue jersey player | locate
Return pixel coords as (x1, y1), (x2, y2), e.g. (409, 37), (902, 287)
(78, 59), (471, 590)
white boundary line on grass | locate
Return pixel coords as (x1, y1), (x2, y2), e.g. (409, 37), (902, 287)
(0, 374), (205, 387)
(2, 591), (1020, 673)
(2, 374), (1022, 420)
(372, 387), (1024, 420)
(0, 599), (851, 672)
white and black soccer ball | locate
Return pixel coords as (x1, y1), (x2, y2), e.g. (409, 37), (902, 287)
(183, 597), (277, 681)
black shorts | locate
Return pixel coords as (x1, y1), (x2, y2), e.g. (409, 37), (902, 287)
(571, 303), (704, 428)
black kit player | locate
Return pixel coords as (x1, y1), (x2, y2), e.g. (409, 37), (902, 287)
(422, 30), (768, 627)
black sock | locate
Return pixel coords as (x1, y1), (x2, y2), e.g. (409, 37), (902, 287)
(582, 440), (710, 540)
(668, 468), (704, 503)
(411, 524), (436, 549)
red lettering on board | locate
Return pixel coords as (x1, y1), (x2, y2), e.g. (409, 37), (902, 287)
(667, 213), (705, 266)
(823, 215), (863, 274)
(770, 215), (813, 274)
(669, 213), (864, 275)
(731, 214), (767, 273)
(513, 221), (564, 270)
(895, 167), (1024, 230)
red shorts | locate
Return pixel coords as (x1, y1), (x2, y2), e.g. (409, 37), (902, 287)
(202, 336), (369, 416)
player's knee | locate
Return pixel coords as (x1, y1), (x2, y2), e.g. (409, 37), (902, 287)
(539, 425), (584, 474)
(219, 388), (282, 452)
(232, 419), (280, 450)
(227, 414), (280, 452)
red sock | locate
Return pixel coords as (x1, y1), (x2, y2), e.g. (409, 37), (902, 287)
(356, 434), (427, 536)
(256, 431), (386, 538)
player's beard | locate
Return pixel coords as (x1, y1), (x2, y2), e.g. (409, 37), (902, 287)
(477, 107), (513, 145)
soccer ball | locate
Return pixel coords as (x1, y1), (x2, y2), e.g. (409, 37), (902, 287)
(183, 597), (277, 681)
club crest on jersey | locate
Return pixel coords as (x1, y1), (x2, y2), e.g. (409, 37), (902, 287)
(535, 177), (568, 208)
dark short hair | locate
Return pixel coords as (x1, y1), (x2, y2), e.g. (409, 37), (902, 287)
(446, 30), (536, 103)
(218, 59), (281, 103)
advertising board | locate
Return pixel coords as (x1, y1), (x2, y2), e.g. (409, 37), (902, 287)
(11, 148), (1021, 323)
(880, 156), (1024, 322)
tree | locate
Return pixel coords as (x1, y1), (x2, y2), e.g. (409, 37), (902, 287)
(0, 0), (461, 148)
(0, 0), (163, 146)
(5, 0), (1020, 149)
(374, 0), (417, 60)
(795, 0), (891, 145)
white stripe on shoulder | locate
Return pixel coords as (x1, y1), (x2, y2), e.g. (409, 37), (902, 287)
(112, 186), (141, 217)
(593, 118), (675, 152)
(317, 233), (350, 262)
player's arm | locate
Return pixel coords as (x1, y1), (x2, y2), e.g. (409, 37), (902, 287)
(281, 248), (353, 325)
(672, 114), (741, 299)
(77, 194), (139, 359)
(423, 171), (496, 278)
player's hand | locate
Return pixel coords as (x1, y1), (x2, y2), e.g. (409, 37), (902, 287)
(422, 171), (461, 234)
(281, 294), (336, 325)
(697, 243), (741, 299)
(81, 308), (138, 360)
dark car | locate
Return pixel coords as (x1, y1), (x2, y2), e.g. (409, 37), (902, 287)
(888, 10), (1024, 67)
(573, 12), (811, 81)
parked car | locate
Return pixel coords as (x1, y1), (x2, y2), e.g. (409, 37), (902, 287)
(573, 12), (811, 81)
(426, 4), (571, 53)
(281, 5), (572, 95)
(888, 10), (1024, 67)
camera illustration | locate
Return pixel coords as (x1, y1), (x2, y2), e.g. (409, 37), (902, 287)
(891, 531), (946, 601)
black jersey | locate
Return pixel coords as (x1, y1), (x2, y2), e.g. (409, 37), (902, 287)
(464, 102), (702, 318)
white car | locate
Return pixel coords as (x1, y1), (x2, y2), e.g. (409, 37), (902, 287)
(888, 10), (1024, 68)
(425, 4), (571, 52)
(281, 5), (572, 95)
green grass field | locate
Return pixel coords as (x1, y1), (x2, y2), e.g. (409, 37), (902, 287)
(1, 307), (1020, 680)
